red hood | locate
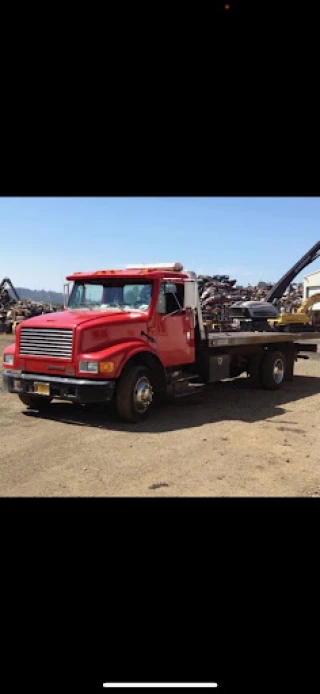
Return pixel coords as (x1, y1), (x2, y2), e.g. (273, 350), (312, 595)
(19, 309), (147, 330)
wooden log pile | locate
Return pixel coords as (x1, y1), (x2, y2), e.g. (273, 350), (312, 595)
(0, 286), (63, 334)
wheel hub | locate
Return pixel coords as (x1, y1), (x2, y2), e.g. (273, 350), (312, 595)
(273, 358), (284, 384)
(134, 377), (153, 412)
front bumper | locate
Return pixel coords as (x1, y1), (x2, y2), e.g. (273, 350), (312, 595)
(3, 370), (116, 403)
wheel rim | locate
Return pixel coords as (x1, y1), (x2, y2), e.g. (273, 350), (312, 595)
(273, 358), (285, 384)
(134, 376), (153, 413)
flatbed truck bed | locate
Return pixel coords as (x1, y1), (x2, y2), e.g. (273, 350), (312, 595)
(206, 331), (320, 347)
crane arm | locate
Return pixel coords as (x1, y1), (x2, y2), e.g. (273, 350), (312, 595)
(0, 277), (20, 301)
(265, 240), (320, 304)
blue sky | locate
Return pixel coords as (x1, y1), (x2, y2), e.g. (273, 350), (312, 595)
(1, 197), (320, 292)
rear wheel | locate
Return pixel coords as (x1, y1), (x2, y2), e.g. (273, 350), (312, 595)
(260, 351), (286, 390)
(18, 395), (52, 409)
(116, 365), (153, 422)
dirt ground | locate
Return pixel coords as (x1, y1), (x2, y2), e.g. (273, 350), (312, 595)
(1, 333), (320, 497)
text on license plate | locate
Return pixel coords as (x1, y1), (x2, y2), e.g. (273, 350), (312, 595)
(34, 383), (50, 396)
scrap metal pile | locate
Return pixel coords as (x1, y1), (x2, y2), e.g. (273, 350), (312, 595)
(0, 273), (308, 335)
(0, 278), (63, 334)
(197, 275), (304, 329)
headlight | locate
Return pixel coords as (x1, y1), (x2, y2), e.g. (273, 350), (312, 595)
(4, 354), (14, 366)
(79, 360), (99, 373)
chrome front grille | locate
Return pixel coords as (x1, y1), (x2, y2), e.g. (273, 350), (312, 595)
(20, 328), (73, 359)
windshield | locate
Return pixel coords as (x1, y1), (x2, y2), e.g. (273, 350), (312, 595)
(68, 280), (153, 312)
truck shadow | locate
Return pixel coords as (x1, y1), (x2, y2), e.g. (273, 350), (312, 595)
(22, 374), (320, 433)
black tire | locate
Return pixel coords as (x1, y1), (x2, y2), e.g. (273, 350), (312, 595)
(19, 395), (52, 409)
(116, 365), (153, 422)
(260, 351), (286, 390)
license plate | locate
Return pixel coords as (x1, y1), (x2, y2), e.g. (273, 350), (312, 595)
(34, 382), (50, 396)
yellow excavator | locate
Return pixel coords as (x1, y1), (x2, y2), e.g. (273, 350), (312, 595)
(229, 240), (320, 332)
(268, 292), (320, 329)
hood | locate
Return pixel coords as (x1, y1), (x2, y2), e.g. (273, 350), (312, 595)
(18, 308), (147, 330)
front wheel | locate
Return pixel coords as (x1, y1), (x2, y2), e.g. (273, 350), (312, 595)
(18, 395), (52, 410)
(116, 365), (153, 422)
(260, 351), (286, 390)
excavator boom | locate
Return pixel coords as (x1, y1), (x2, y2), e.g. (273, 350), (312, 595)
(265, 240), (320, 304)
(297, 292), (320, 314)
(0, 277), (20, 302)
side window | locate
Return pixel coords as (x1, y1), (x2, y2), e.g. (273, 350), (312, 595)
(175, 283), (184, 307)
(157, 283), (184, 314)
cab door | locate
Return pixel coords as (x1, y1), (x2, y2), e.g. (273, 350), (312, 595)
(153, 282), (195, 367)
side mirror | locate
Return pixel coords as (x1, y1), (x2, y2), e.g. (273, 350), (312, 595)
(64, 283), (70, 309)
(184, 280), (198, 311)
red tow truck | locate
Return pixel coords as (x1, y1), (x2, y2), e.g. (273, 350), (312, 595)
(2, 262), (319, 422)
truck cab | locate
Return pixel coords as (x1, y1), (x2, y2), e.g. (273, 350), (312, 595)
(2, 263), (200, 421)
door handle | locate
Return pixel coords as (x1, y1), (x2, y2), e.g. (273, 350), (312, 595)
(141, 330), (156, 344)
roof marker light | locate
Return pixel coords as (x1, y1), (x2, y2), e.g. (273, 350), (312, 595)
(126, 262), (183, 272)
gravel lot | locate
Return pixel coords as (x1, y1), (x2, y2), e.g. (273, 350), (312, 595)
(1, 334), (320, 496)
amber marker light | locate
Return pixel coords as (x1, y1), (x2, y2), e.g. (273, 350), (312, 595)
(99, 361), (115, 374)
